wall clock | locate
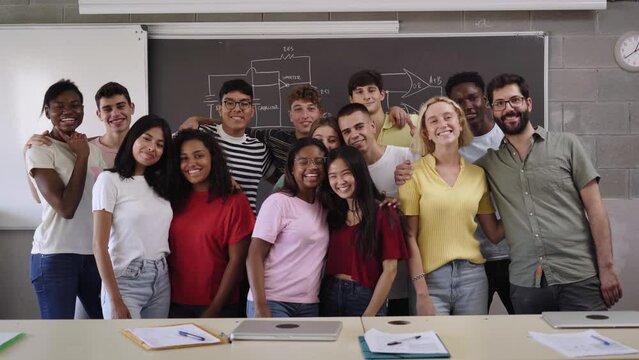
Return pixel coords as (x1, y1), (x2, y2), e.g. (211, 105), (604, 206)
(614, 31), (639, 72)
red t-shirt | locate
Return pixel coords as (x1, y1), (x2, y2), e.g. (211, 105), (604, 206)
(325, 207), (409, 289)
(169, 191), (255, 306)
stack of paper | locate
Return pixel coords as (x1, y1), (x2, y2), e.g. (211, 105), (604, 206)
(529, 329), (638, 358)
(360, 328), (450, 359)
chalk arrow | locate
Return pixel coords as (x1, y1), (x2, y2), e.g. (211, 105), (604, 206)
(402, 69), (431, 99)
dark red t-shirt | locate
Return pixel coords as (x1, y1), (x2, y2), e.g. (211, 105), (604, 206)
(169, 191), (255, 306)
(325, 207), (408, 289)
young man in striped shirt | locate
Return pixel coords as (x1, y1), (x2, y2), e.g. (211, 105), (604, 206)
(199, 79), (273, 214)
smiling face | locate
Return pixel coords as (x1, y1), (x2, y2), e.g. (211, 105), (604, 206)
(491, 84), (533, 135)
(338, 110), (376, 153)
(289, 99), (321, 138)
(349, 84), (385, 115)
(216, 90), (255, 137)
(180, 139), (212, 192)
(45, 90), (84, 136)
(97, 95), (134, 135)
(327, 157), (356, 201)
(423, 101), (462, 149)
(292, 145), (325, 192)
(132, 126), (165, 175)
(311, 125), (341, 151)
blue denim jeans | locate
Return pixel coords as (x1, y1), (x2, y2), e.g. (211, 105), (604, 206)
(30, 253), (103, 319)
(101, 258), (170, 319)
(246, 300), (319, 318)
(410, 260), (488, 315)
(169, 302), (241, 318)
(320, 276), (387, 317)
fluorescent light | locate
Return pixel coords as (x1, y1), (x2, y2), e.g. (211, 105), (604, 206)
(147, 21), (399, 39)
(80, 0), (606, 14)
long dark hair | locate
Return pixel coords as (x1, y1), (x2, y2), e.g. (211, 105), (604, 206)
(171, 129), (235, 212)
(320, 146), (387, 259)
(281, 137), (327, 197)
(111, 115), (173, 200)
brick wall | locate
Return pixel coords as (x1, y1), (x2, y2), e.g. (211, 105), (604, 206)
(1, 0), (637, 198)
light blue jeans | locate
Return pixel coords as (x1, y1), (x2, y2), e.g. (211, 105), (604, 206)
(101, 257), (170, 319)
(410, 260), (488, 315)
(246, 300), (319, 318)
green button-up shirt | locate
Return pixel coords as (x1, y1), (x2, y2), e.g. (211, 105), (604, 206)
(476, 127), (599, 287)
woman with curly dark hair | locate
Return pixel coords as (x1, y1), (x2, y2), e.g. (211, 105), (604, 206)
(169, 129), (254, 318)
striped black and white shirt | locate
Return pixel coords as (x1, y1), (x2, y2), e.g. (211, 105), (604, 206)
(200, 124), (273, 214)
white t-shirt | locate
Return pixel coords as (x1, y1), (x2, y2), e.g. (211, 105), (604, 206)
(460, 123), (510, 261)
(25, 139), (105, 255)
(247, 192), (329, 304)
(460, 124), (504, 163)
(92, 171), (172, 276)
(368, 145), (418, 198)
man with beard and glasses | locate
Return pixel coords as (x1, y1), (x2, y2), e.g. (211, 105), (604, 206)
(475, 73), (622, 314)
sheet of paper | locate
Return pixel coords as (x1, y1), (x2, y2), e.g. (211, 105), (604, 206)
(127, 324), (220, 349)
(364, 328), (448, 355)
(0, 332), (23, 350)
(529, 329), (638, 358)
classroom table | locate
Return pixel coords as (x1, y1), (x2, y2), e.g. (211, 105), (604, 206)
(362, 315), (639, 360)
(2, 315), (639, 359)
(0, 317), (364, 360)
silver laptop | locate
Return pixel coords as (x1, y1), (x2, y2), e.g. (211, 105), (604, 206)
(542, 311), (639, 328)
(230, 320), (343, 341)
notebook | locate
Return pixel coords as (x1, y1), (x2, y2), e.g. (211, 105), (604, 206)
(122, 323), (225, 350)
(542, 311), (639, 329)
(230, 320), (342, 341)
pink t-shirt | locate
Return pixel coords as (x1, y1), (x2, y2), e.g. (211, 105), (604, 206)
(247, 192), (329, 304)
(89, 137), (118, 168)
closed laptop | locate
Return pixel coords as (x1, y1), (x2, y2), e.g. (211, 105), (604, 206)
(542, 311), (639, 328)
(230, 320), (343, 341)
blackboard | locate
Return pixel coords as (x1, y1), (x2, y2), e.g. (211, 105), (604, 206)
(0, 25), (148, 229)
(149, 33), (547, 130)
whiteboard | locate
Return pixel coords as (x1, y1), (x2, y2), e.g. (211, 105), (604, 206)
(0, 25), (148, 229)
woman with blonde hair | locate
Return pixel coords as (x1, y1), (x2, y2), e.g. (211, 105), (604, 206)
(399, 96), (504, 316)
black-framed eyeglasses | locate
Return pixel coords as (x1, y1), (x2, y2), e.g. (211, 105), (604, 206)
(491, 96), (525, 111)
(222, 99), (252, 111)
(294, 157), (326, 166)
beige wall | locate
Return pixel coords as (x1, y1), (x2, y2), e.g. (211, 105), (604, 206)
(0, 1), (637, 318)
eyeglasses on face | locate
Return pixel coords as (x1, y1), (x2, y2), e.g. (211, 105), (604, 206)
(294, 157), (326, 166)
(222, 99), (252, 111)
(491, 96), (526, 111)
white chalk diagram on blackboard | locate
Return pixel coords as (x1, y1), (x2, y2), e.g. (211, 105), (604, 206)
(203, 49), (444, 127)
(204, 52), (312, 127)
(381, 70), (444, 114)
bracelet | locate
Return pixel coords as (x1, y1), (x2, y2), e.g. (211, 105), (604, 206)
(412, 273), (427, 282)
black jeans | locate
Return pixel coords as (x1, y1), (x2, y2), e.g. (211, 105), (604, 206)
(485, 259), (515, 314)
(510, 275), (607, 314)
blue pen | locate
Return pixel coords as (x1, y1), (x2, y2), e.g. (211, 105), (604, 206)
(179, 330), (206, 341)
(387, 335), (422, 346)
(591, 335), (611, 346)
